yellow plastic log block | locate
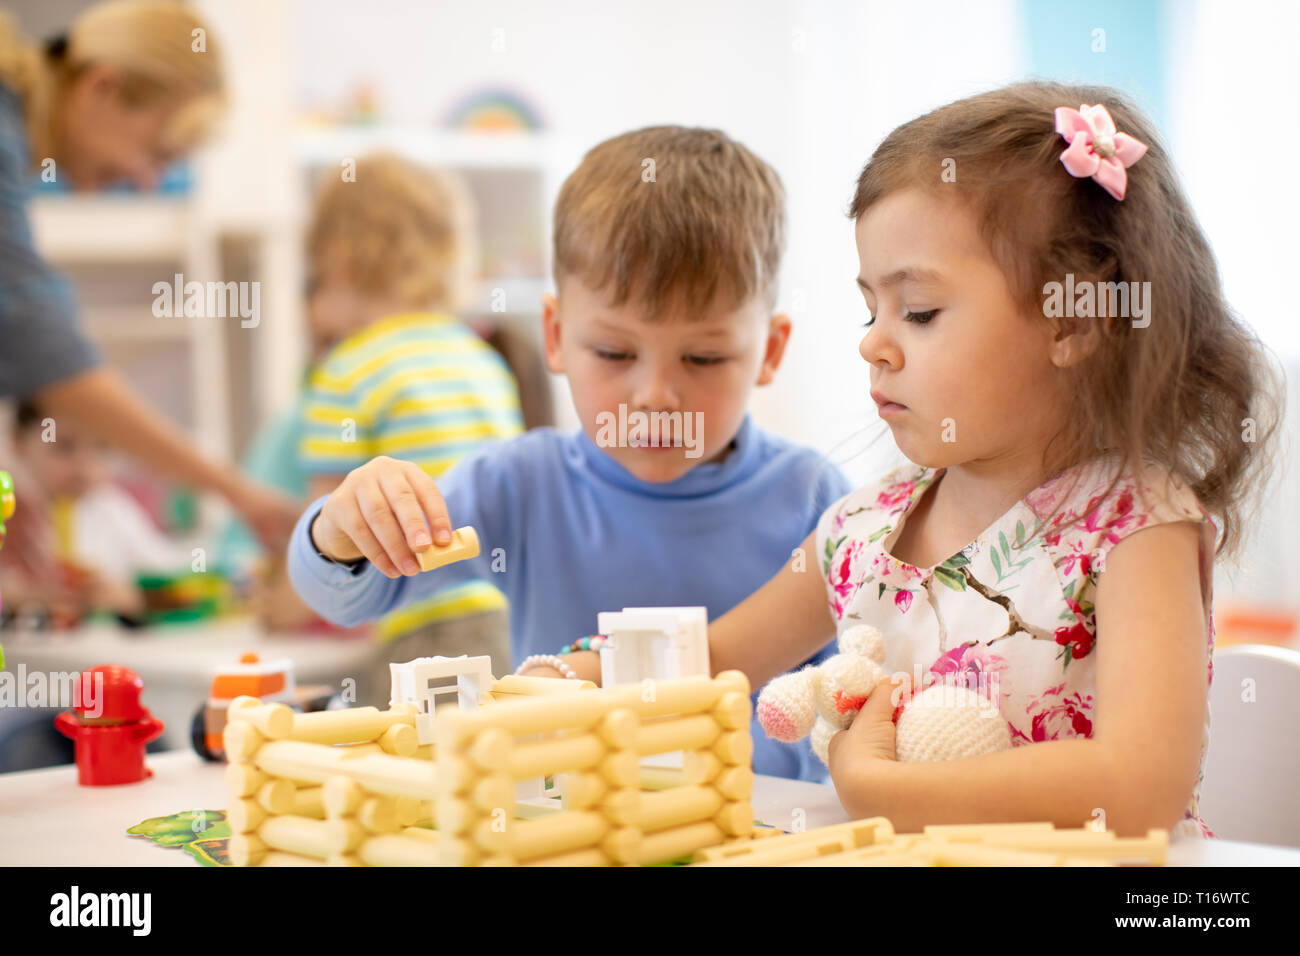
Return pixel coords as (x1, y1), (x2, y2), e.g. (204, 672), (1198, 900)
(637, 821), (724, 865)
(225, 762), (269, 798)
(597, 787), (642, 827)
(635, 785), (722, 833)
(416, 526), (479, 572)
(490, 674), (598, 696)
(713, 766), (753, 802)
(470, 774), (515, 814)
(523, 847), (610, 867)
(227, 696), (293, 739)
(634, 714), (720, 756)
(359, 833), (442, 867)
(394, 797), (432, 827)
(222, 721), (264, 762)
(255, 779), (296, 815)
(711, 730), (752, 766)
(919, 841), (1115, 867)
(290, 786), (326, 819)
(488, 810), (609, 863)
(227, 832), (267, 866)
(287, 706), (416, 746)
(263, 851), (325, 867)
(508, 733), (606, 779)
(435, 672), (749, 746)
(258, 815), (365, 859)
(435, 797), (479, 836)
(598, 750), (641, 788)
(227, 797), (267, 834)
(679, 751), (722, 785)
(358, 796), (399, 833)
(558, 772), (607, 810)
(436, 836), (483, 867)
(712, 692), (751, 730)
(378, 723), (419, 757)
(714, 802), (754, 838)
(254, 740), (439, 799)
(401, 825), (439, 842)
(693, 817), (895, 865)
(923, 823), (1168, 865)
(323, 776), (364, 818)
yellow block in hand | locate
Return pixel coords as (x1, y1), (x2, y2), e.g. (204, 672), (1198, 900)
(417, 526), (480, 572)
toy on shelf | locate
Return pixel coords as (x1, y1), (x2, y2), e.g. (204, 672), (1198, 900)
(692, 817), (1169, 867)
(54, 664), (165, 786)
(135, 570), (231, 624)
(191, 653), (335, 762)
(222, 665), (755, 867)
(757, 624), (1013, 764)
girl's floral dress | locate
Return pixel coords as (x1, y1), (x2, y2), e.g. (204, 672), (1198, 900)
(817, 455), (1218, 839)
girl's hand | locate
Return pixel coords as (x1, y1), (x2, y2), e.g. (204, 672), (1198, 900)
(828, 673), (911, 766)
(310, 456), (452, 578)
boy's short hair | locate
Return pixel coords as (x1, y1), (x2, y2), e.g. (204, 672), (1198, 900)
(306, 152), (475, 313)
(553, 126), (786, 318)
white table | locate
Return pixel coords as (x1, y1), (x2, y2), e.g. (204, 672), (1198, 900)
(2, 751), (1298, 866)
(0, 618), (377, 751)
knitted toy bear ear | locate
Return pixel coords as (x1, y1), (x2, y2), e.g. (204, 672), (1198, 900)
(755, 666), (820, 743)
(838, 624), (885, 663)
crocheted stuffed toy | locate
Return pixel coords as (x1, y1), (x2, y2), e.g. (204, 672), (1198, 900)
(756, 624), (1013, 764)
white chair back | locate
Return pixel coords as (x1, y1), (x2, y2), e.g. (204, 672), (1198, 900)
(1198, 644), (1300, 847)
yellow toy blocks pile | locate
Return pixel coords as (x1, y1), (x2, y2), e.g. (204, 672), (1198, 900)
(692, 817), (1168, 866)
(222, 670), (756, 866)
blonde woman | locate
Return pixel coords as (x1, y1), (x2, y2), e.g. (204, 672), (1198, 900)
(0, 2), (297, 552)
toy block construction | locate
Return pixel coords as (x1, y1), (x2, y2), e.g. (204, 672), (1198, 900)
(223, 664), (756, 866)
(597, 606), (711, 770)
(691, 818), (1169, 867)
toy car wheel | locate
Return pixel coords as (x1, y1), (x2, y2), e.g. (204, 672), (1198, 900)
(191, 707), (218, 761)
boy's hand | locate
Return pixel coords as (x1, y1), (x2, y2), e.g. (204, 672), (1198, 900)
(310, 456), (452, 578)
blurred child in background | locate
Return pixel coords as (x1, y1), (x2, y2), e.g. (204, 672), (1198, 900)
(221, 153), (524, 694)
(0, 401), (190, 627)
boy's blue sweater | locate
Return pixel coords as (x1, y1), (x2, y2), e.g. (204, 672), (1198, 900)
(288, 414), (851, 780)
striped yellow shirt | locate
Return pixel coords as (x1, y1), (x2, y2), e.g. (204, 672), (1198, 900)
(301, 313), (523, 641)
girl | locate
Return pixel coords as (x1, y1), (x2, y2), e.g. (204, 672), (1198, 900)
(709, 81), (1283, 839)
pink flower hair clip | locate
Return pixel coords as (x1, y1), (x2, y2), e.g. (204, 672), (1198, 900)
(1054, 103), (1148, 201)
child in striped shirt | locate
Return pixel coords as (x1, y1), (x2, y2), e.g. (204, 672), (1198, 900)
(297, 153), (523, 686)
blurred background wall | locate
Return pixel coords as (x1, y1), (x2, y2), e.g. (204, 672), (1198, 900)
(4, 0), (1297, 624)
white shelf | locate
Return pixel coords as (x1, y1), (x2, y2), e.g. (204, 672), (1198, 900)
(295, 125), (562, 169)
(29, 196), (190, 263)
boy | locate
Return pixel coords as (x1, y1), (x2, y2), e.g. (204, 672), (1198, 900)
(288, 127), (850, 779)
(294, 153), (524, 670)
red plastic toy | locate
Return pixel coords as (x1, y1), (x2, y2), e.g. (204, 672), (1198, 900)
(54, 664), (165, 786)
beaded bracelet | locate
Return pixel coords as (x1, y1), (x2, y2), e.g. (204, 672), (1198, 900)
(558, 635), (607, 655)
(516, 654), (579, 679)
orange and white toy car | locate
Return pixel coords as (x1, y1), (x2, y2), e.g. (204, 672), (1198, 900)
(191, 652), (334, 761)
